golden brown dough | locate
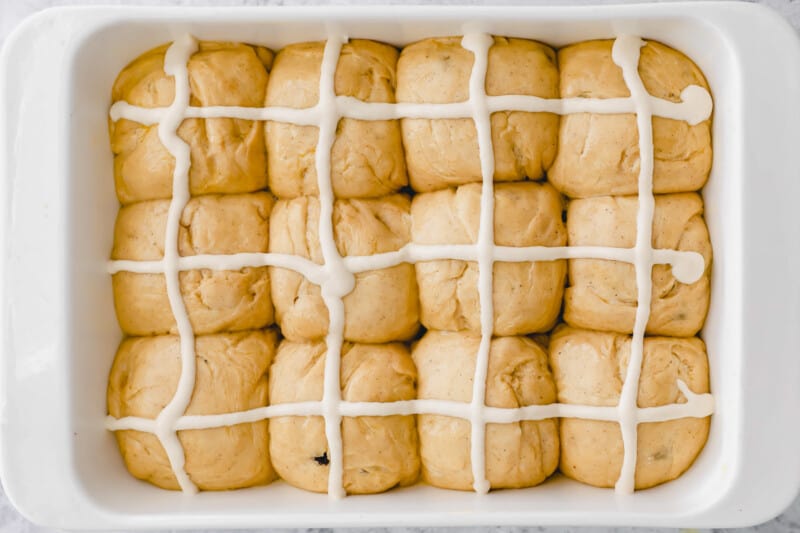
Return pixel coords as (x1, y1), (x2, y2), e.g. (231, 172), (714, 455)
(397, 36), (559, 192)
(412, 182), (566, 335)
(110, 41), (273, 204)
(549, 327), (710, 489)
(549, 40), (712, 198)
(107, 330), (278, 490)
(112, 193), (274, 336)
(269, 194), (419, 342)
(269, 340), (419, 494)
(265, 40), (407, 198)
(413, 331), (559, 490)
(565, 193), (711, 337)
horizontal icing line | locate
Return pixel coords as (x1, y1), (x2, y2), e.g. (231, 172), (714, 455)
(344, 244), (673, 266)
(107, 253), (324, 283)
(487, 85), (711, 126)
(109, 103), (162, 125)
(343, 245), (704, 284)
(109, 85), (711, 127)
(186, 105), (320, 125)
(109, 101), (320, 126)
(107, 246), (704, 285)
(340, 86), (710, 125)
(176, 401), (324, 429)
(105, 380), (713, 432)
(107, 259), (163, 274)
(106, 415), (157, 432)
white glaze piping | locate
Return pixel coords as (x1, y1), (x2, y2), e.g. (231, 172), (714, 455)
(108, 246), (704, 285)
(314, 34), (352, 500)
(105, 379), (713, 430)
(108, 253), (325, 284)
(177, 401), (325, 429)
(110, 83), (711, 127)
(110, 101), (321, 127)
(106, 415), (158, 433)
(107, 32), (715, 498)
(341, 245), (704, 284)
(612, 35), (655, 495)
(152, 33), (199, 495)
(460, 32), (495, 495)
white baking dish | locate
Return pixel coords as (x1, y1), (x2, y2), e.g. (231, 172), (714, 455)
(1, 2), (799, 529)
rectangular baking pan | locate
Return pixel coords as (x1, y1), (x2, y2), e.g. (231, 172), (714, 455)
(1, 3), (799, 529)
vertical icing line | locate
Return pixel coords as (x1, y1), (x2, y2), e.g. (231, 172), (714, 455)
(315, 33), (353, 500)
(461, 32), (495, 495)
(153, 34), (199, 494)
(612, 35), (655, 495)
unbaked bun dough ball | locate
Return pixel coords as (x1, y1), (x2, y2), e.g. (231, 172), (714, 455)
(265, 40), (407, 198)
(107, 330), (278, 490)
(549, 326), (710, 489)
(397, 36), (559, 192)
(111, 193), (274, 336)
(565, 192), (711, 337)
(269, 340), (419, 494)
(413, 331), (559, 490)
(412, 181), (566, 335)
(269, 194), (419, 343)
(549, 40), (712, 198)
(110, 41), (273, 204)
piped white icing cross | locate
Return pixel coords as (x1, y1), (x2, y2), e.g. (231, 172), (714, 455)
(106, 32), (715, 497)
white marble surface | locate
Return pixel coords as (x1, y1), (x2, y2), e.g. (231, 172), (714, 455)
(1, 0), (799, 530)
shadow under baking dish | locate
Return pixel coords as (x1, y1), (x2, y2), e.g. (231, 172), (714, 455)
(63, 11), (741, 522)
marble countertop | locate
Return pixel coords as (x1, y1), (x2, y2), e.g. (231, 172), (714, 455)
(1, 0), (798, 531)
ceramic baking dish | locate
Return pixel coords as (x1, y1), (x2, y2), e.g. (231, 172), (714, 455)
(1, 2), (799, 529)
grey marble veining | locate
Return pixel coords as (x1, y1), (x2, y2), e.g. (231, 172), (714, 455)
(1, 0), (798, 531)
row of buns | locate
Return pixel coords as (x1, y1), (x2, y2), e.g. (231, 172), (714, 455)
(108, 327), (709, 493)
(110, 37), (711, 203)
(112, 185), (711, 341)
